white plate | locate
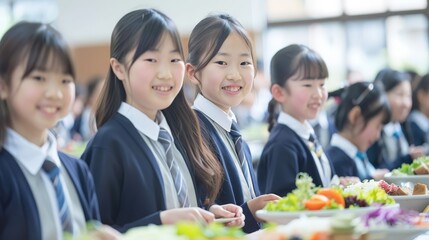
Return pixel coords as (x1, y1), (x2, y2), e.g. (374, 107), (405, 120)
(391, 195), (429, 212)
(256, 204), (399, 225)
(367, 226), (429, 240)
(384, 173), (429, 186)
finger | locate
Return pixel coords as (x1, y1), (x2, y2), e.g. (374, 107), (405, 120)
(198, 209), (215, 223)
(222, 204), (243, 216)
(211, 205), (235, 218)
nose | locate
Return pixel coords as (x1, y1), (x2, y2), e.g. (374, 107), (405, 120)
(313, 85), (324, 99)
(226, 66), (241, 81)
(45, 82), (63, 99)
(157, 62), (172, 80)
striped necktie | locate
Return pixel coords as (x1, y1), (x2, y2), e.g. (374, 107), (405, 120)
(42, 160), (73, 233)
(158, 128), (191, 207)
(229, 122), (256, 198)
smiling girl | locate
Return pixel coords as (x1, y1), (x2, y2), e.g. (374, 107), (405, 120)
(258, 44), (336, 197)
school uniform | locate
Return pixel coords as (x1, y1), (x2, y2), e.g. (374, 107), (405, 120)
(193, 94), (260, 233)
(0, 129), (99, 240)
(407, 110), (429, 148)
(258, 112), (334, 197)
(367, 122), (413, 170)
(326, 134), (375, 180)
(81, 102), (200, 233)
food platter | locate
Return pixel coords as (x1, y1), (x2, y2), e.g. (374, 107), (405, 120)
(256, 204), (399, 224)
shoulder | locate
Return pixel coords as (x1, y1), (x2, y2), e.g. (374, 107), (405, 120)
(325, 146), (350, 162)
(266, 124), (304, 148)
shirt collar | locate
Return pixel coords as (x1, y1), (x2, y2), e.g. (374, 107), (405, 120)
(277, 111), (314, 139)
(118, 102), (171, 141)
(410, 110), (429, 131)
(4, 128), (61, 175)
(330, 133), (359, 159)
(193, 93), (237, 131)
(384, 122), (402, 136)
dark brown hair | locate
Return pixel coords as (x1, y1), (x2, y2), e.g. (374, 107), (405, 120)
(267, 44), (329, 131)
(0, 21), (75, 148)
(95, 9), (223, 204)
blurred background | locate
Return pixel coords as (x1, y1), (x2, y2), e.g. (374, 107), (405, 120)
(1, 0), (427, 87)
(1, 0), (428, 155)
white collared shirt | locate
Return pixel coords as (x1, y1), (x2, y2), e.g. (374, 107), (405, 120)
(4, 129), (85, 240)
(193, 94), (254, 201)
(277, 111), (332, 187)
(118, 102), (198, 209)
(409, 110), (429, 134)
(330, 133), (375, 179)
(383, 122), (409, 161)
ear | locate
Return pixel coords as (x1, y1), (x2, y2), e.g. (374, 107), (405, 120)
(271, 84), (286, 103)
(110, 58), (126, 81)
(185, 63), (200, 86)
(347, 106), (361, 125)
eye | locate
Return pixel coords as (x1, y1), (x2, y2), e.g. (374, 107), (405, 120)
(145, 58), (157, 63)
(171, 58), (182, 63)
(240, 61), (252, 66)
(31, 75), (45, 82)
(62, 78), (73, 84)
(215, 61), (227, 66)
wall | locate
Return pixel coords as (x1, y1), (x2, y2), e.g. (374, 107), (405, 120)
(55, 0), (266, 82)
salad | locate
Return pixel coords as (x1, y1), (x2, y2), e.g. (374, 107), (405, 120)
(71, 222), (245, 240)
(391, 156), (429, 176)
(264, 173), (395, 212)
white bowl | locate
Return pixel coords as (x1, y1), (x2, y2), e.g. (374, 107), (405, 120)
(384, 173), (429, 187)
(391, 195), (429, 212)
(367, 227), (429, 240)
(256, 204), (399, 225)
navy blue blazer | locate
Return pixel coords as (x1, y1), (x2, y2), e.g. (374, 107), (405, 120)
(0, 149), (100, 240)
(407, 117), (427, 147)
(367, 130), (413, 170)
(258, 124), (335, 197)
(81, 113), (203, 233)
(195, 110), (261, 233)
(325, 146), (371, 180)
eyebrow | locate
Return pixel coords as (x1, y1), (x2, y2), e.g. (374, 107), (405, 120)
(216, 52), (251, 57)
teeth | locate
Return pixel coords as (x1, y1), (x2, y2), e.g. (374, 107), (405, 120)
(222, 86), (241, 92)
(42, 107), (57, 113)
(152, 86), (172, 92)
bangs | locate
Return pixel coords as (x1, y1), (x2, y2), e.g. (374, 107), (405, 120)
(23, 27), (74, 79)
(292, 51), (329, 80)
(133, 12), (184, 62)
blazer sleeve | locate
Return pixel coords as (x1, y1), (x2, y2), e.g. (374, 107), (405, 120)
(73, 156), (100, 221)
(81, 141), (162, 232)
(258, 141), (300, 197)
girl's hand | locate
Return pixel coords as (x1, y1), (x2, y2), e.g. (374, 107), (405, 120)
(247, 194), (281, 221)
(339, 176), (360, 186)
(409, 146), (426, 159)
(209, 204), (245, 227)
(372, 169), (389, 180)
(160, 208), (215, 225)
(89, 225), (122, 240)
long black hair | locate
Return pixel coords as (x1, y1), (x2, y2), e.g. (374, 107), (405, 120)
(96, 9), (223, 204)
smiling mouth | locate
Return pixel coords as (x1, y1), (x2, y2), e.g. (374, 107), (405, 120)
(39, 106), (59, 114)
(222, 86), (242, 92)
(152, 86), (173, 92)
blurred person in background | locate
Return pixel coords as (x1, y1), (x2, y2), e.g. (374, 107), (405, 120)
(367, 68), (426, 170)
